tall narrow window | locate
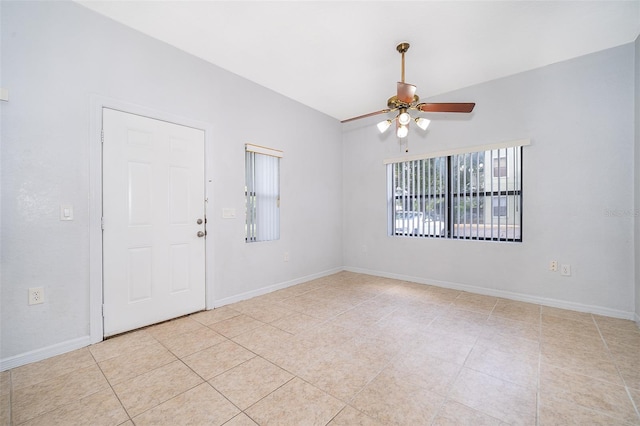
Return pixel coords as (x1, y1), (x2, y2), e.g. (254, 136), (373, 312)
(245, 144), (282, 242)
(387, 141), (525, 242)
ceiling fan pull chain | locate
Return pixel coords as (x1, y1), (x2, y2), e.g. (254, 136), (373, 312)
(400, 136), (409, 153)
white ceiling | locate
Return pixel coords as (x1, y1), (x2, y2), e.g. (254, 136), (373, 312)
(77, 1), (640, 121)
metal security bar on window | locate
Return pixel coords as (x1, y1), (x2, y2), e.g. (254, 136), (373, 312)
(389, 146), (522, 242)
(245, 144), (282, 243)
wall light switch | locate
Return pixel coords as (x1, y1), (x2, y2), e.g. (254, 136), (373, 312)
(60, 204), (73, 221)
(222, 208), (236, 219)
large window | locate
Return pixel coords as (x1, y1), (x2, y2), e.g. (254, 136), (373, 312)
(388, 145), (523, 242)
(245, 144), (282, 242)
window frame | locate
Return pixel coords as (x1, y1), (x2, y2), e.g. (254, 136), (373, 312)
(388, 145), (523, 242)
(245, 144), (282, 243)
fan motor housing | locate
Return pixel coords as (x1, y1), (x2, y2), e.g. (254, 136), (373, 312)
(387, 95), (419, 109)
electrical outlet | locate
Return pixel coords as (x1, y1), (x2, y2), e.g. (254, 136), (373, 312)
(28, 287), (44, 305)
(284, 252), (290, 262)
(561, 264), (571, 276)
(549, 260), (558, 272)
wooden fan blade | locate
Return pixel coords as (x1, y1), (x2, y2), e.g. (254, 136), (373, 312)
(341, 109), (391, 123)
(417, 103), (475, 113)
(397, 82), (416, 104)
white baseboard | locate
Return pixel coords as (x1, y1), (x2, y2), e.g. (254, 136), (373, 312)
(344, 266), (636, 321)
(635, 311), (640, 328)
(212, 267), (344, 308)
(0, 336), (91, 372)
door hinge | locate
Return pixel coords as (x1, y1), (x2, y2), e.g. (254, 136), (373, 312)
(101, 129), (104, 144)
(101, 217), (104, 230)
(102, 304), (105, 318)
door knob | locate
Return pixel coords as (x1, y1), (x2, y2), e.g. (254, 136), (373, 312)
(197, 218), (203, 225)
(197, 231), (206, 238)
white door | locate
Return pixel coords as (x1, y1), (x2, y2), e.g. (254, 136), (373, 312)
(102, 108), (206, 337)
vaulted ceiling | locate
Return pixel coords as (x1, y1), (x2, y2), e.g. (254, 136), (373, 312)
(77, 1), (640, 121)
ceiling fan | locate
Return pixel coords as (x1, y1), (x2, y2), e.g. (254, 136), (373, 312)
(341, 42), (475, 138)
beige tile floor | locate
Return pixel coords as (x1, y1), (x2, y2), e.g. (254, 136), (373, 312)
(2, 271), (640, 425)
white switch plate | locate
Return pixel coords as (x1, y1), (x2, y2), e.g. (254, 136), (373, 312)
(561, 264), (571, 276)
(222, 208), (236, 219)
(60, 204), (73, 221)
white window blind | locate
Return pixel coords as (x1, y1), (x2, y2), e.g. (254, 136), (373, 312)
(450, 146), (522, 241)
(245, 144), (282, 242)
(388, 140), (524, 242)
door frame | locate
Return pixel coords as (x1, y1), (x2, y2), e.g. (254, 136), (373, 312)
(89, 96), (215, 344)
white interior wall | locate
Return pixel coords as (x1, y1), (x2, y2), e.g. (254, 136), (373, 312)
(343, 43), (636, 318)
(0, 1), (343, 368)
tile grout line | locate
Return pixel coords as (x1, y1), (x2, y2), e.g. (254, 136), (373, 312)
(324, 405), (349, 426)
(98, 326), (220, 424)
(591, 314), (640, 421)
(123, 331), (247, 424)
(89, 341), (134, 424)
(223, 342), (346, 425)
(541, 313), (639, 424)
(258, 285), (404, 424)
(11, 350), (120, 426)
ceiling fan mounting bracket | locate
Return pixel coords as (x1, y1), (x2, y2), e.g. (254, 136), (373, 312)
(396, 42), (410, 54)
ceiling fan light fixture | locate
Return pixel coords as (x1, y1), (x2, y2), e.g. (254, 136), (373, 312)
(377, 119), (392, 133)
(415, 117), (431, 130)
(396, 124), (408, 138)
(398, 110), (411, 126)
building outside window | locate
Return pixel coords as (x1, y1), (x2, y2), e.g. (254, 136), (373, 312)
(493, 156), (507, 177)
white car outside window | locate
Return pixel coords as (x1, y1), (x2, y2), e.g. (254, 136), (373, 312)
(395, 211), (445, 236)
